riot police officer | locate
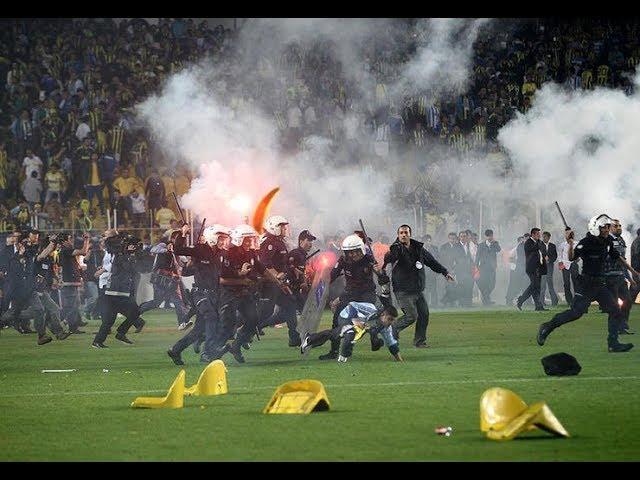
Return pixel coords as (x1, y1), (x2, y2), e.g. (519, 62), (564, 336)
(537, 214), (639, 352)
(166, 224), (228, 364)
(318, 234), (382, 360)
(258, 215), (301, 347)
(287, 229), (317, 312)
(605, 219), (634, 334)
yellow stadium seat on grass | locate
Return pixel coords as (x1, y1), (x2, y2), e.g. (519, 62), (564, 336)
(263, 379), (330, 414)
(131, 370), (185, 409)
(185, 360), (228, 396)
(480, 387), (569, 440)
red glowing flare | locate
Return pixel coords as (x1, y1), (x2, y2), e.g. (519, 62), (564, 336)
(312, 251), (338, 272)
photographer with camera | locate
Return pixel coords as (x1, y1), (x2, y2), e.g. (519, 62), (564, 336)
(59, 232), (90, 334)
(139, 230), (190, 330)
(33, 234), (72, 341)
(0, 231), (56, 344)
(92, 231), (146, 348)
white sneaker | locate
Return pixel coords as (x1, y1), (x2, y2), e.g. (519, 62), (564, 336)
(300, 334), (311, 355)
(337, 355), (348, 363)
(177, 323), (187, 331)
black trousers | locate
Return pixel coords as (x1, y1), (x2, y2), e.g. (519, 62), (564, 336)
(94, 295), (140, 344)
(606, 276), (632, 328)
(172, 290), (220, 358)
(139, 277), (188, 326)
(546, 276), (624, 346)
(394, 290), (430, 345)
(540, 263), (559, 305)
(259, 288), (300, 343)
(478, 268), (496, 305)
(506, 269), (528, 304)
(424, 275), (438, 308)
(1, 291), (45, 334)
(61, 285), (82, 331)
(220, 292), (260, 349)
(561, 262), (580, 305)
(308, 317), (356, 358)
(519, 271), (543, 309)
(457, 275), (474, 307)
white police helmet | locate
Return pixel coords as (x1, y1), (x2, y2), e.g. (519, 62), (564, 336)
(203, 224), (231, 246)
(230, 224), (259, 247)
(587, 214), (612, 236)
(265, 215), (289, 236)
(341, 234), (366, 254)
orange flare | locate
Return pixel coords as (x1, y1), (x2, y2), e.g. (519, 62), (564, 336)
(252, 187), (280, 234)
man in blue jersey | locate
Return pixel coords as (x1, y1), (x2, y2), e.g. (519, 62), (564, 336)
(300, 301), (402, 362)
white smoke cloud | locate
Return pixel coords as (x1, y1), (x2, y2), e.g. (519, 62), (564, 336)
(395, 18), (491, 98)
(136, 18), (490, 239)
(498, 74), (640, 232)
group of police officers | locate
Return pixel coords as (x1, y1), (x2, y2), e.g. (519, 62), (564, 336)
(0, 212), (637, 364)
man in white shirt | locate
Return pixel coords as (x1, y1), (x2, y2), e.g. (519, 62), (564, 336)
(23, 149), (43, 180)
(129, 190), (146, 228)
(557, 227), (580, 305)
(75, 116), (91, 142)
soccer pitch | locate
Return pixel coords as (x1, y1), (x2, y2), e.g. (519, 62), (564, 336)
(1, 307), (639, 461)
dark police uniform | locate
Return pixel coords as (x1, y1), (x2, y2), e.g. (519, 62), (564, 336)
(0, 244), (46, 338)
(287, 246), (310, 312)
(258, 232), (301, 346)
(538, 233), (630, 351)
(139, 242), (188, 327)
(219, 245), (267, 362)
(169, 234), (224, 362)
(605, 233), (632, 332)
(93, 248), (145, 346)
(319, 252), (379, 358)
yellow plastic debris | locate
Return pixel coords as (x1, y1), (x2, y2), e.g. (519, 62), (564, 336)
(131, 370), (185, 409)
(480, 387), (529, 432)
(486, 401), (570, 441)
(263, 379), (330, 414)
(480, 387), (569, 440)
(185, 360), (228, 396)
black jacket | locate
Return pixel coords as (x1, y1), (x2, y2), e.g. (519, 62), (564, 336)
(174, 234), (223, 292)
(384, 238), (448, 294)
(105, 251), (143, 297)
(544, 242), (557, 264)
(476, 240), (501, 271)
(524, 237), (547, 275)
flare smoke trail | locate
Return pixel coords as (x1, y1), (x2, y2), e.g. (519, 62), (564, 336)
(136, 18), (490, 238)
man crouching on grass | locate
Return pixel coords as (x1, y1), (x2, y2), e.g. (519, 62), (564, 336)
(301, 302), (402, 362)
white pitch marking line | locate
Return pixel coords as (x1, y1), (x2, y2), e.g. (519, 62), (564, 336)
(1, 375), (639, 398)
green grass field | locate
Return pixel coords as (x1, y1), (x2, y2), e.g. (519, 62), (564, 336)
(1, 305), (639, 461)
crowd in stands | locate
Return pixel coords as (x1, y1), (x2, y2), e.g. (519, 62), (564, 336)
(1, 18), (638, 244)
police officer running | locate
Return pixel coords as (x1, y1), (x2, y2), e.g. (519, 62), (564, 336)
(318, 234), (383, 360)
(606, 219), (635, 335)
(166, 224), (228, 365)
(537, 214), (639, 352)
(218, 224), (286, 364)
(258, 215), (301, 347)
